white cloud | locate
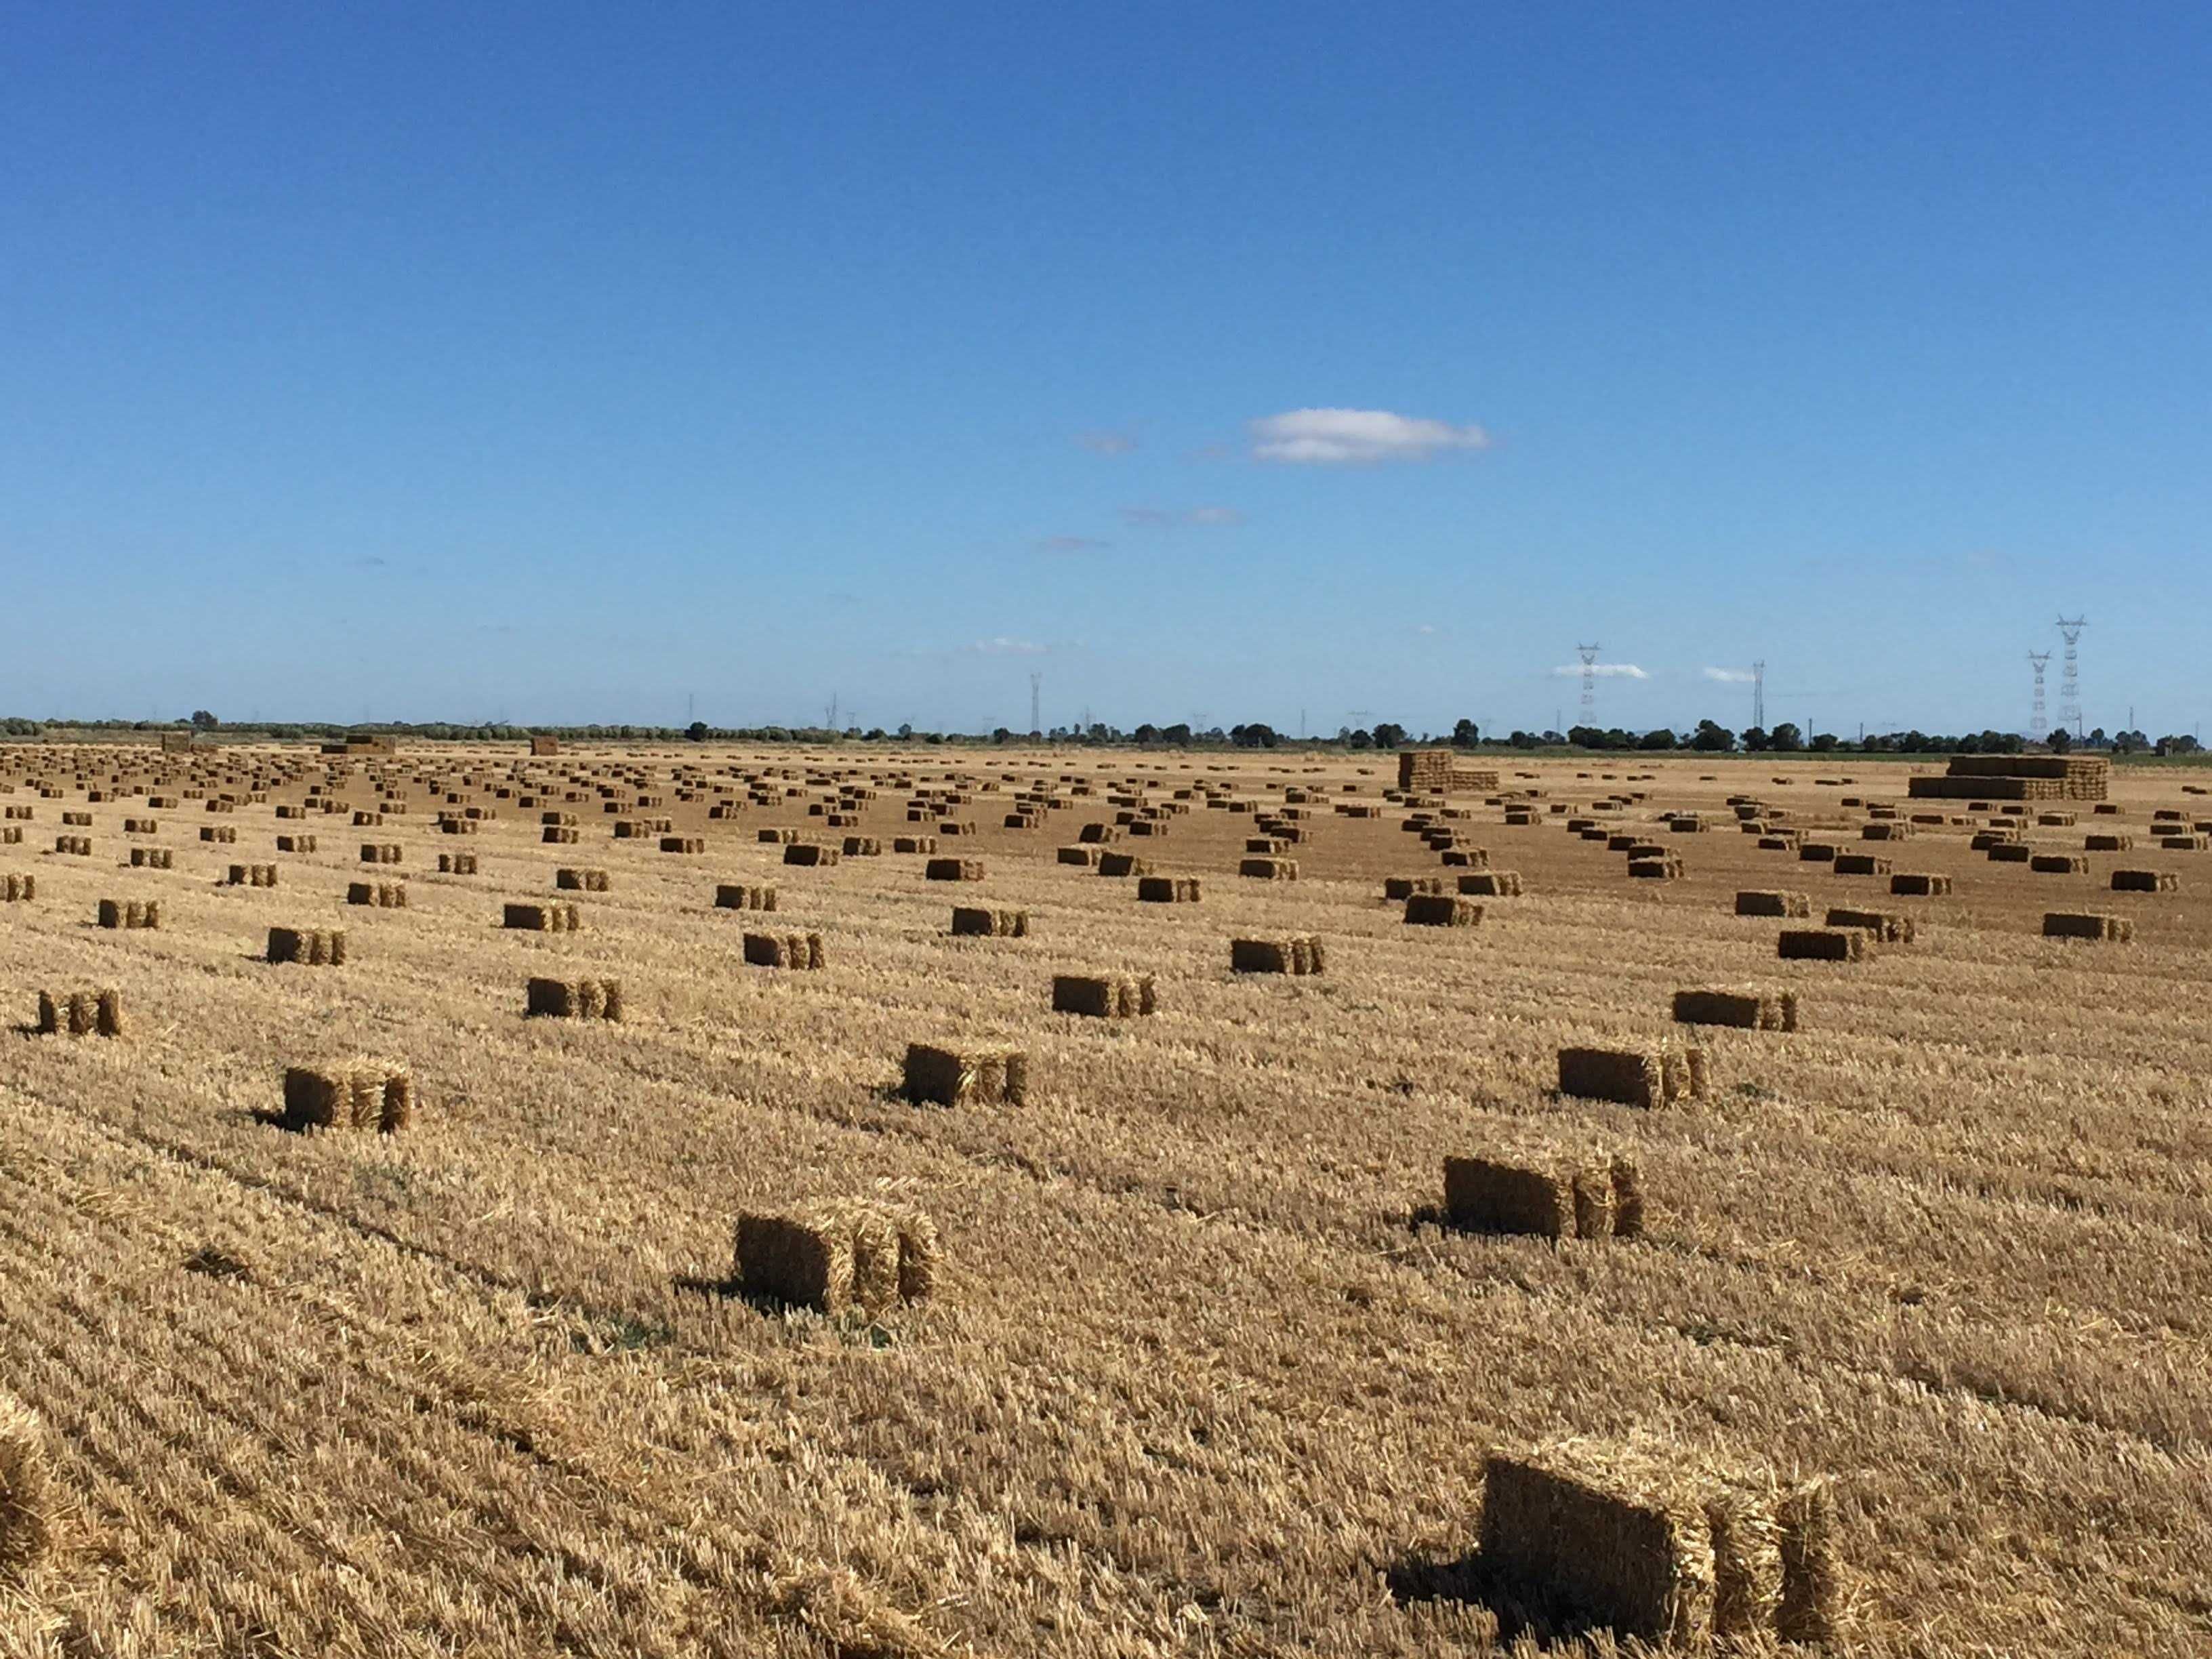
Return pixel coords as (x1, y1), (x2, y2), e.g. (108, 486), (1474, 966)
(968, 637), (1048, 657)
(1077, 430), (1136, 455)
(1185, 504), (1244, 525)
(1702, 666), (1757, 683)
(1033, 535), (1111, 555)
(1250, 407), (1491, 464)
(1415, 624), (1438, 635)
(1552, 662), (1650, 679)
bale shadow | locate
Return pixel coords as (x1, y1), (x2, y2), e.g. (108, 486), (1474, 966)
(1384, 1549), (1610, 1647)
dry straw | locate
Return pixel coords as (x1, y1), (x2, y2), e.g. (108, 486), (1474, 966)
(1672, 987), (1799, 1032)
(0, 1390), (54, 1576)
(733, 1198), (938, 1313)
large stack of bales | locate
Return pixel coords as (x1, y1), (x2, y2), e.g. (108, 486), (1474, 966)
(1907, 755), (2108, 801)
(1397, 750), (1502, 794)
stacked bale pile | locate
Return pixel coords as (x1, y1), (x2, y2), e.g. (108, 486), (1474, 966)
(1908, 754), (2108, 801)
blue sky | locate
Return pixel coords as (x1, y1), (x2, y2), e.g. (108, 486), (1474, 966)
(4, 3), (2207, 736)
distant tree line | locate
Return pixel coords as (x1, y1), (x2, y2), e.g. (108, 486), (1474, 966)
(0, 712), (2197, 758)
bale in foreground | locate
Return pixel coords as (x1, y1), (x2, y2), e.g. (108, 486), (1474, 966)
(903, 1042), (1027, 1106)
(733, 1198), (938, 1313)
(1479, 1441), (1841, 1647)
(1443, 1152), (1643, 1239)
(1557, 1042), (1708, 1108)
(1052, 972), (1155, 1017)
(282, 1061), (415, 1132)
(35, 989), (125, 1038)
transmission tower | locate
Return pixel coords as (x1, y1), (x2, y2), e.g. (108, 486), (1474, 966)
(1029, 672), (1041, 735)
(1576, 643), (1601, 726)
(2055, 617), (2086, 736)
(2027, 651), (2051, 742)
(1751, 661), (1765, 731)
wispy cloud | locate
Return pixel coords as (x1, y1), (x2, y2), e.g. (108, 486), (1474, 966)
(1416, 623), (1439, 636)
(1077, 430), (1137, 455)
(1702, 666), (1757, 683)
(1033, 535), (1111, 555)
(1552, 662), (1650, 680)
(354, 555), (389, 569)
(1251, 407), (1491, 464)
(1118, 504), (1245, 529)
(967, 637), (1048, 657)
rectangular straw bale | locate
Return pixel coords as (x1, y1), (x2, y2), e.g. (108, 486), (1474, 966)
(1478, 1447), (1714, 1645)
(281, 1061), (414, 1132)
(1627, 856), (1682, 880)
(1096, 851), (1151, 877)
(360, 842), (402, 863)
(2030, 853), (2089, 874)
(2043, 911), (2133, 941)
(950, 905), (1029, 937)
(1404, 894), (1481, 926)
(714, 882), (777, 911)
(504, 901), (579, 931)
(274, 834), (314, 852)
(524, 975), (623, 1019)
(96, 897), (161, 929)
(1778, 928), (1867, 961)
(1384, 876), (1444, 900)
(266, 926), (347, 965)
(438, 852), (479, 874)
(0, 874), (33, 901)
(742, 930), (825, 968)
(35, 989), (124, 1038)
(660, 836), (705, 853)
(1052, 972), (1156, 1017)
(1557, 1042), (1707, 1107)
(734, 1198), (930, 1314)
(2085, 833), (2133, 852)
(903, 1042), (1028, 1106)
(2111, 869), (2176, 893)
(1458, 870), (1523, 896)
(1824, 907), (1913, 943)
(1135, 876), (1201, 903)
(842, 836), (882, 856)
(924, 857), (985, 881)
(557, 867), (611, 891)
(54, 835), (92, 855)
(1889, 872), (1949, 896)
(1672, 987), (1799, 1032)
(1238, 856), (1298, 880)
(783, 842), (839, 866)
(1736, 890), (1811, 918)
(1831, 854), (1891, 876)
(543, 825), (581, 843)
(894, 836), (939, 854)
(1229, 935), (1326, 975)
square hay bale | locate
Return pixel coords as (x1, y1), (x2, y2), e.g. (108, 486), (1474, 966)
(842, 836), (882, 856)
(1736, 890), (1811, 918)
(1986, 842), (2032, 863)
(347, 881), (408, 907)
(1052, 972), (1156, 1018)
(274, 833), (314, 852)
(950, 906), (1029, 937)
(1229, 935), (1326, 975)
(1443, 1153), (1639, 1240)
(2043, 910), (2132, 941)
(1096, 851), (1151, 878)
(924, 857), (985, 882)
(543, 825), (581, 843)
(1458, 870), (1523, 897)
(1078, 822), (1119, 844)
(715, 882), (777, 911)
(1797, 842), (1839, 863)
(1135, 876), (1202, 903)
(1478, 1444), (1836, 1647)
(1824, 907), (1913, 943)
(438, 851), (480, 874)
(733, 1198), (936, 1313)
(1889, 873), (1950, 896)
(1831, 853), (1891, 876)
(266, 926), (348, 965)
(281, 1061), (415, 1132)
(54, 834), (92, 855)
(1384, 876), (1445, 901)
(783, 842), (840, 866)
(1557, 1042), (1708, 1108)
(0, 874), (33, 901)
(504, 901), (580, 932)
(1239, 856), (1298, 880)
(0, 826), (17, 846)
(903, 1042), (1028, 1106)
(556, 867), (611, 891)
(895, 835), (939, 855)
(360, 842), (402, 864)
(35, 988), (125, 1038)
(2030, 853), (2089, 875)
(95, 897), (160, 928)
(743, 930), (825, 968)
(226, 863), (278, 886)
(1405, 894), (1481, 927)
(2085, 832), (2133, 852)
(0, 1391), (54, 1575)
(1627, 856), (1683, 880)
(1672, 987), (1799, 1032)
(525, 975), (625, 1019)
(757, 827), (798, 844)
(1058, 845), (1101, 866)
(2111, 869), (2177, 893)
(660, 836), (705, 853)
(1778, 928), (1868, 962)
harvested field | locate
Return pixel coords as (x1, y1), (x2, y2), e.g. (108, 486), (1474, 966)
(0, 739), (2207, 1656)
